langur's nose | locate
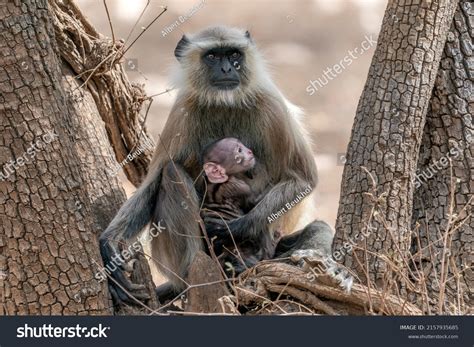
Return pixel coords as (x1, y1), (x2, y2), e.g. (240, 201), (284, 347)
(221, 60), (233, 74)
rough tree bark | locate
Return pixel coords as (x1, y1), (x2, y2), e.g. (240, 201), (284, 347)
(0, 0), (157, 314)
(334, 0), (472, 313)
(1, 0), (470, 316)
(412, 0), (473, 313)
(49, 0), (155, 187)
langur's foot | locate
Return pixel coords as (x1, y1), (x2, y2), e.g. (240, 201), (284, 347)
(291, 249), (353, 293)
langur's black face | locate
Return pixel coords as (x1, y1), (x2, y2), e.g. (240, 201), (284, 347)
(174, 27), (257, 105)
(202, 47), (244, 90)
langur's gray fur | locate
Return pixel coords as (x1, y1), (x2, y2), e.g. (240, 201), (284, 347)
(100, 26), (351, 304)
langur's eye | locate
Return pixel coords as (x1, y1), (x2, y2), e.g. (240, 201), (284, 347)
(207, 53), (215, 60)
(230, 52), (241, 59)
(238, 147), (242, 153)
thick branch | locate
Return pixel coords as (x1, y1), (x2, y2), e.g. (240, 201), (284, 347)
(49, 0), (154, 186)
(234, 262), (421, 315)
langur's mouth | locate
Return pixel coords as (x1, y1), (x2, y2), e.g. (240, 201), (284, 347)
(212, 80), (240, 89)
(246, 156), (256, 168)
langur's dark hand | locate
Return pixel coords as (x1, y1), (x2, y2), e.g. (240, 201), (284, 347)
(205, 215), (264, 242)
(99, 238), (150, 306)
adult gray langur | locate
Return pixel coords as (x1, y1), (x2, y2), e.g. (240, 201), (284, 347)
(99, 26), (352, 304)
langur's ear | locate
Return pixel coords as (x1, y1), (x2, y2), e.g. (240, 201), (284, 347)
(204, 162), (228, 183)
(245, 30), (253, 43)
(174, 35), (190, 61)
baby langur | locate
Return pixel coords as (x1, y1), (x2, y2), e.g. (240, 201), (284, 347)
(100, 26), (353, 305)
(201, 137), (280, 275)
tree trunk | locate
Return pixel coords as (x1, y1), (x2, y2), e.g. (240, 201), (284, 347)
(0, 0), (157, 314)
(334, 0), (460, 309)
(49, 0), (155, 187)
(411, 0), (473, 313)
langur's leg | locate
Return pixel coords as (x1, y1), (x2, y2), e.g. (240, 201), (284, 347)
(150, 162), (204, 300)
(99, 173), (162, 306)
(274, 220), (333, 258)
(274, 220), (353, 292)
(155, 282), (180, 304)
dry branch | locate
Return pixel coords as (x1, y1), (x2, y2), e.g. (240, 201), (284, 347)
(180, 252), (422, 315)
(185, 251), (230, 313)
(233, 262), (422, 315)
(49, 0), (154, 186)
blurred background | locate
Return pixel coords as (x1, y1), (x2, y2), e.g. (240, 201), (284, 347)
(76, 0), (387, 228)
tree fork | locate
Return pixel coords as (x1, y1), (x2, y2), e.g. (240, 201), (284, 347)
(334, 0), (459, 287)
